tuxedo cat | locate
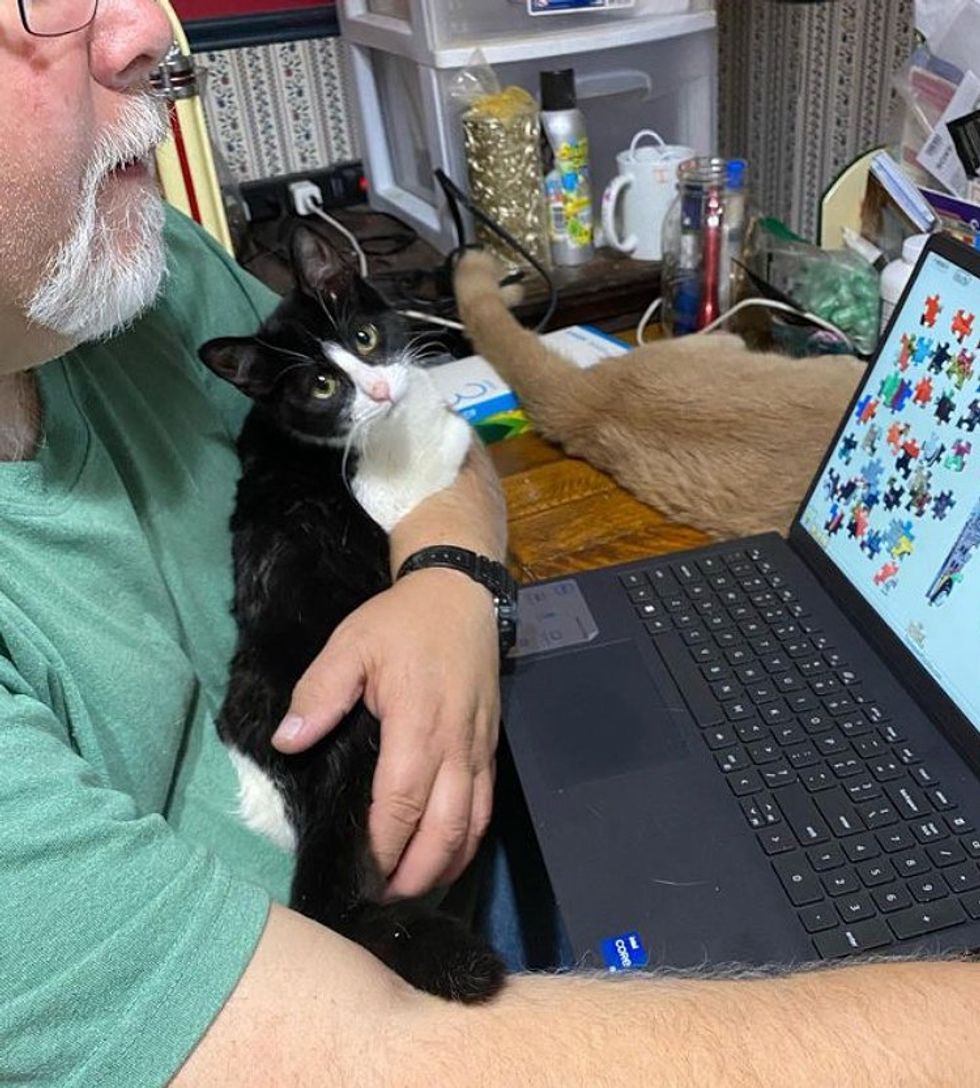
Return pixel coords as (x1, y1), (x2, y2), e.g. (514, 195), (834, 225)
(199, 227), (504, 1003)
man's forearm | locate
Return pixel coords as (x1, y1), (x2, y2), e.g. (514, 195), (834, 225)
(399, 960), (980, 1087)
(387, 441), (507, 573)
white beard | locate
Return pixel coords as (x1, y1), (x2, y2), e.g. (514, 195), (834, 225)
(26, 95), (170, 345)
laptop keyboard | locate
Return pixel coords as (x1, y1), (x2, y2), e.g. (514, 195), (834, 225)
(621, 545), (980, 959)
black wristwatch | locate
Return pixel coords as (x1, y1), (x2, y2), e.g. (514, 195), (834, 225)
(396, 546), (520, 658)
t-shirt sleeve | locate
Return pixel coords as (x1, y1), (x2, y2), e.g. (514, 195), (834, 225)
(160, 208), (282, 437)
(0, 661), (270, 1087)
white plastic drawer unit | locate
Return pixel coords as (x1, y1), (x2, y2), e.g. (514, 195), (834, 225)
(340, 0), (708, 65)
(342, 8), (718, 251)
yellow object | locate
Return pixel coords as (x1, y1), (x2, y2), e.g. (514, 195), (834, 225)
(818, 147), (882, 251)
(153, 1), (233, 254)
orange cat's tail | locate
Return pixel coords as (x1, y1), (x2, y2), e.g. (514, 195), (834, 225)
(453, 251), (594, 433)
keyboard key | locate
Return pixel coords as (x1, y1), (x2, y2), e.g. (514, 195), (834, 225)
(725, 701), (755, 722)
(697, 556), (724, 576)
(888, 898), (966, 940)
(760, 702), (793, 726)
(845, 779), (882, 804)
(840, 716), (874, 740)
(893, 849), (930, 877)
(836, 892), (876, 923)
(926, 787), (956, 811)
(772, 855), (824, 905)
(870, 758), (904, 782)
(740, 794), (780, 829)
(852, 736), (884, 758)
(885, 782), (929, 819)
(895, 745), (920, 766)
(710, 679), (741, 701)
(814, 789), (864, 836)
(787, 692), (819, 714)
(822, 871), (861, 897)
(735, 664), (765, 685)
(856, 801), (898, 830)
(726, 648), (753, 667)
(761, 763), (797, 789)
(910, 765), (938, 788)
(964, 834), (980, 857)
(798, 656), (829, 679)
(801, 767), (835, 792)
(700, 662), (730, 683)
(843, 835), (880, 863)
(786, 743), (821, 770)
(644, 617), (672, 634)
(774, 672), (804, 694)
(878, 723), (905, 744)
(691, 645), (718, 664)
(628, 585), (656, 603)
(736, 719), (767, 743)
(912, 819), (948, 845)
(777, 786), (831, 845)
(863, 703), (892, 725)
(877, 828), (916, 853)
(759, 827), (795, 855)
(704, 725), (737, 750)
(857, 859), (895, 887)
(807, 844), (846, 871)
(748, 740), (781, 766)
(874, 884), (912, 913)
(672, 560), (702, 585)
(799, 904), (839, 933)
(649, 567), (681, 595)
(927, 841), (966, 868)
(811, 677), (841, 697)
(620, 572), (648, 589)
(716, 748), (750, 773)
(774, 723), (806, 747)
(829, 756), (863, 779)
(825, 696), (856, 717)
(944, 863), (980, 894)
(947, 813), (975, 835)
(728, 769), (764, 796)
(800, 712), (833, 735)
(745, 681), (779, 705)
(909, 874), (948, 902)
(680, 626), (708, 646)
(761, 653), (791, 674)
(813, 917), (892, 958)
(816, 733), (848, 756)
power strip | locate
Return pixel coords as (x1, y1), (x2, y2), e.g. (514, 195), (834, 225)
(240, 161), (366, 222)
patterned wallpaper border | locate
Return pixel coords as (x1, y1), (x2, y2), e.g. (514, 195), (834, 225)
(199, 36), (360, 185)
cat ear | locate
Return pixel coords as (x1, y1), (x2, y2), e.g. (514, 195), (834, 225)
(198, 337), (273, 396)
(290, 225), (352, 299)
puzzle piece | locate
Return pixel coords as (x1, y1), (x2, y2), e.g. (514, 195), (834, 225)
(929, 341), (952, 374)
(886, 421), (909, 453)
(913, 337), (933, 366)
(957, 398), (980, 432)
(913, 375), (934, 405)
(861, 529), (884, 559)
(891, 379), (914, 412)
(895, 438), (921, 478)
(921, 294), (942, 328)
(883, 478), (905, 510)
(944, 438), (973, 472)
(898, 333), (916, 371)
(922, 432), (946, 466)
(860, 458), (886, 492)
(932, 490), (957, 521)
(874, 560), (900, 587)
(948, 349), (975, 390)
(861, 424), (881, 455)
(838, 434), (858, 465)
(879, 371), (903, 406)
(824, 467), (841, 500)
(935, 391), (957, 424)
(952, 309), (975, 343)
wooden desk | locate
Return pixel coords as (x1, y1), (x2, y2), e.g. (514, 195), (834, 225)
(490, 432), (710, 583)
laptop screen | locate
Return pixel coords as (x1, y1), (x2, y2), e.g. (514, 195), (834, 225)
(799, 247), (980, 730)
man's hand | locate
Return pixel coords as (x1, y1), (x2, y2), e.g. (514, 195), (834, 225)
(272, 567), (501, 899)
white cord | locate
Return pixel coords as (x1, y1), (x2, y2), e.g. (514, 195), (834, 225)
(396, 309), (465, 331)
(636, 296), (662, 344)
(693, 296), (855, 347)
(309, 205), (369, 279)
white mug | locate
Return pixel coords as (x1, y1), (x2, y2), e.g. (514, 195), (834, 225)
(601, 130), (695, 261)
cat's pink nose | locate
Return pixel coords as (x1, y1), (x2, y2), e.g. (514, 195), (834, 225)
(367, 379), (391, 403)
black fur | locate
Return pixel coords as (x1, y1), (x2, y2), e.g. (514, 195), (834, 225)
(199, 227), (504, 1003)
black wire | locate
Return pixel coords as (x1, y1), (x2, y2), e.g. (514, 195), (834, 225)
(434, 168), (558, 334)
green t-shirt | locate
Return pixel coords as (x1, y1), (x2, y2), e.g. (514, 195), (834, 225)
(0, 210), (295, 1086)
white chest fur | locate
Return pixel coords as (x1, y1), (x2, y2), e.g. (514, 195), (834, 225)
(351, 367), (472, 533)
(227, 748), (297, 852)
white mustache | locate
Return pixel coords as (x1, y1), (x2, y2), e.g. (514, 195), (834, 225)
(88, 93), (170, 188)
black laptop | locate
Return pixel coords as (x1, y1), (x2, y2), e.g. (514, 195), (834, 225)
(502, 232), (980, 971)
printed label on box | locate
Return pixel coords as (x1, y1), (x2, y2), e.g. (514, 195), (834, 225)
(600, 931), (649, 972)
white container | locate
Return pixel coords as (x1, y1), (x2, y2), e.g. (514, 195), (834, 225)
(880, 233), (930, 333)
(346, 16), (718, 251)
(339, 0), (709, 67)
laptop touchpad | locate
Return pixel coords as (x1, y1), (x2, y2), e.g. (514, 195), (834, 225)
(510, 640), (690, 790)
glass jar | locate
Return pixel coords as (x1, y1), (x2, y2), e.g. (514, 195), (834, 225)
(661, 157), (750, 336)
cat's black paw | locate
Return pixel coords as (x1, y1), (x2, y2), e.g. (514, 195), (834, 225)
(356, 908), (506, 1004)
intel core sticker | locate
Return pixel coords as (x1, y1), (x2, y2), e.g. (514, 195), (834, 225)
(601, 931), (649, 973)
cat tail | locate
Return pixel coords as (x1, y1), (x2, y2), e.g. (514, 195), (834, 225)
(453, 250), (597, 439)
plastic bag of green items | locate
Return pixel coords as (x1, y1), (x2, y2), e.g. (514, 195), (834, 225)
(748, 221), (881, 357)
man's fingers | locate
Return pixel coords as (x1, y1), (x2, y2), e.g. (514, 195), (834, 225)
(368, 729), (441, 879)
(382, 762), (474, 900)
(437, 762), (495, 889)
(271, 633), (366, 753)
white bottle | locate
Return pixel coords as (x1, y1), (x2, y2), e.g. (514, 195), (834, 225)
(880, 233), (930, 332)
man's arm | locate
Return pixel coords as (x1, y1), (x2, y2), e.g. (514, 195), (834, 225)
(175, 908), (980, 1087)
(273, 442), (509, 897)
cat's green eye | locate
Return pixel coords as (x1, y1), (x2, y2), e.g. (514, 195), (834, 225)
(354, 324), (380, 356)
(313, 373), (338, 400)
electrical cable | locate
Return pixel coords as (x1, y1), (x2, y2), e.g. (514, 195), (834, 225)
(636, 297), (662, 344)
(434, 168), (559, 334)
(308, 205), (369, 279)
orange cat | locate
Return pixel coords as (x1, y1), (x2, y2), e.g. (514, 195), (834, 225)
(454, 251), (865, 539)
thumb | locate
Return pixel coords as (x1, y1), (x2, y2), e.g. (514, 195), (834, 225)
(271, 634), (367, 753)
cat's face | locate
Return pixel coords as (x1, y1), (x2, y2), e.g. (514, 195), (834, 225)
(199, 227), (415, 448)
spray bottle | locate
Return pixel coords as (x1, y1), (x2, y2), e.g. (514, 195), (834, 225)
(540, 68), (594, 267)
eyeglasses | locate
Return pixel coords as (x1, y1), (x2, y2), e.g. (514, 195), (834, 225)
(17, 0), (98, 37)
